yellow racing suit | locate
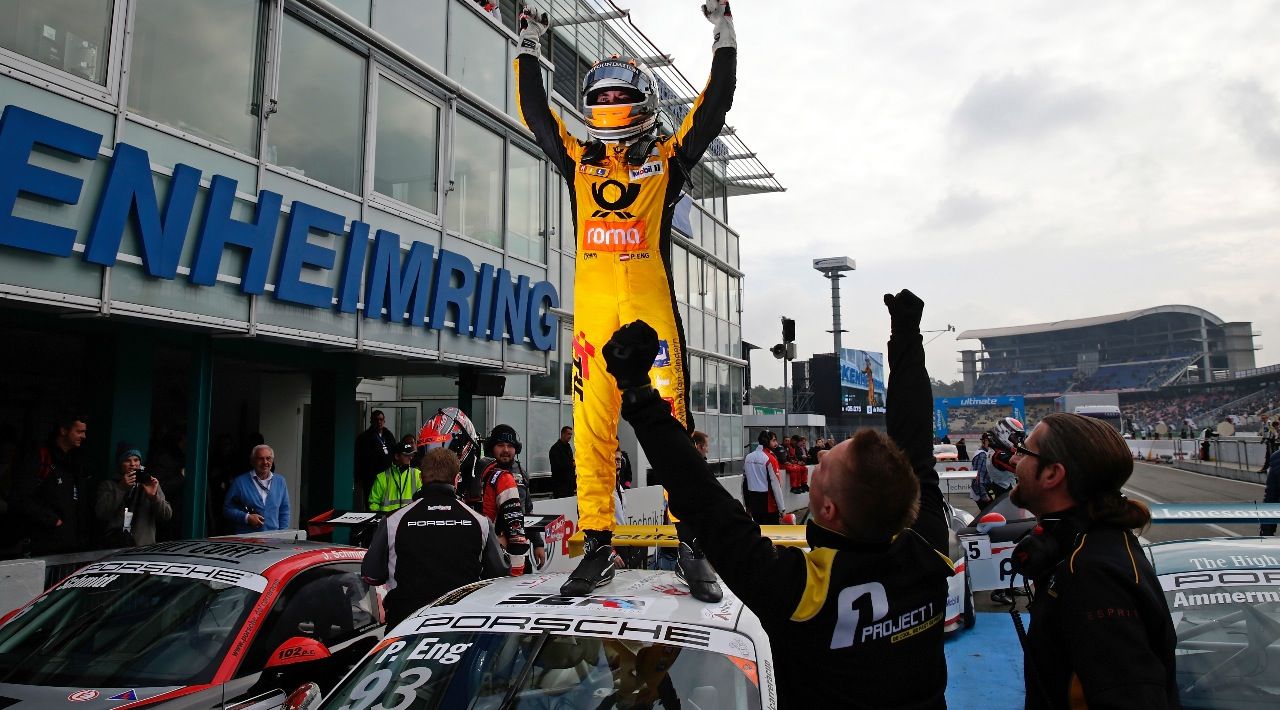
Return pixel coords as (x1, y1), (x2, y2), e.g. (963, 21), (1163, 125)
(514, 48), (736, 533)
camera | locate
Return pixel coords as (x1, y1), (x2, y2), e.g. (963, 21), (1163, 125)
(134, 465), (153, 485)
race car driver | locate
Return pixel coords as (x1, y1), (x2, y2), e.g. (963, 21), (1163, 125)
(513, 1), (737, 599)
(603, 291), (953, 708)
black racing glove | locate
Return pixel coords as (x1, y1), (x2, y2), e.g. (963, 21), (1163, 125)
(604, 320), (659, 392)
(883, 289), (925, 335)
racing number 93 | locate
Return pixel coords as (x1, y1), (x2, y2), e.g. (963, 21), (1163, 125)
(338, 667), (432, 710)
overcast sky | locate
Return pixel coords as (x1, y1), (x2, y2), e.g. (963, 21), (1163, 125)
(616, 0), (1280, 386)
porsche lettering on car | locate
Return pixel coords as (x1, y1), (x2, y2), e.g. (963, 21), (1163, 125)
(313, 570), (776, 710)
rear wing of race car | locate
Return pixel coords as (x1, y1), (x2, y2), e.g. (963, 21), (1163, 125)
(567, 525), (808, 557)
(1147, 502), (1280, 524)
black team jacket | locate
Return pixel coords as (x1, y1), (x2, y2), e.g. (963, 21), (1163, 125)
(621, 325), (953, 709)
(1023, 509), (1179, 709)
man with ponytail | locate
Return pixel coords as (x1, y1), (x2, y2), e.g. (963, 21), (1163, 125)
(1009, 413), (1179, 709)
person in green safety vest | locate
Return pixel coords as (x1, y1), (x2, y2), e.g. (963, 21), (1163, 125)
(368, 442), (423, 513)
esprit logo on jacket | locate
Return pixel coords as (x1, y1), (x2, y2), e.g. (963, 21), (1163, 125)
(582, 220), (648, 252)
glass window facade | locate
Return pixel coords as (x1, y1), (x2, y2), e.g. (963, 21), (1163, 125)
(270, 15), (365, 193)
(127, 0), (263, 155)
(373, 0), (446, 72)
(0, 0), (112, 85)
(448, 3), (505, 109)
(447, 116), (503, 246)
(374, 76), (440, 213)
(507, 147), (545, 262)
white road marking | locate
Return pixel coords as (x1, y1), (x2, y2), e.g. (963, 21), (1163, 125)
(1122, 486), (1240, 538)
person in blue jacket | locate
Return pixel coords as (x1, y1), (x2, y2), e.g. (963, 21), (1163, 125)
(223, 444), (291, 533)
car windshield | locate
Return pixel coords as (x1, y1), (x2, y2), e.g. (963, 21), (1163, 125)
(0, 570), (258, 687)
(325, 630), (763, 710)
(1163, 576), (1280, 709)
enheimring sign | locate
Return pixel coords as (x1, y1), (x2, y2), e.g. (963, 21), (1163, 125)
(0, 105), (560, 351)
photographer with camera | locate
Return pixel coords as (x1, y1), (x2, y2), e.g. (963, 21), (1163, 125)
(95, 444), (172, 548)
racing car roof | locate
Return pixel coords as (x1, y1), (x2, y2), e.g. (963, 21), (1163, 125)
(1146, 537), (1280, 576)
(106, 537), (363, 576)
(403, 570), (753, 636)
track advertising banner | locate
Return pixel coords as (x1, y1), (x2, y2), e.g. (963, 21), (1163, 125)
(840, 348), (885, 411)
(933, 395), (1025, 439)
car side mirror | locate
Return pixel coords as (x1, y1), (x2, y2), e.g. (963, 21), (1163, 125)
(265, 636), (331, 670)
(285, 682), (322, 710)
(976, 512), (1007, 534)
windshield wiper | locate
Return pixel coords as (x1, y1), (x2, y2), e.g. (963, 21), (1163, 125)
(0, 573), (153, 684)
(495, 631), (551, 710)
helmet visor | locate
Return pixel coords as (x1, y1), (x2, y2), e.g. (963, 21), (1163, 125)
(582, 62), (653, 97)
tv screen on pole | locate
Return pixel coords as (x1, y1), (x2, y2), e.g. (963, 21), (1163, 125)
(839, 348), (885, 412)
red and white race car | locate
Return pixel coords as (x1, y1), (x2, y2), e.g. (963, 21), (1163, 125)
(0, 537), (382, 708)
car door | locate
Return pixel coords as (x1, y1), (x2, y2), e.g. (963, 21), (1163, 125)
(225, 563), (382, 707)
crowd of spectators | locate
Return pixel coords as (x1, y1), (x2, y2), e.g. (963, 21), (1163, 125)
(1120, 388), (1274, 433)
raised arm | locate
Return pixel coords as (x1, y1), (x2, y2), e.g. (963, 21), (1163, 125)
(608, 321), (807, 621)
(672, 1), (737, 165)
(513, 6), (577, 178)
(883, 290), (946, 553)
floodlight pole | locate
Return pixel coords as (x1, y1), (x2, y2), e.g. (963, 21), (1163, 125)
(813, 258), (857, 357)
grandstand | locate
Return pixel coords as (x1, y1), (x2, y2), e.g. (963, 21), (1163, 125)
(956, 305), (1265, 434)
(959, 306), (1256, 397)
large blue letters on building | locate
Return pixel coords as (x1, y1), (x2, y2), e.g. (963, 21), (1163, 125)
(0, 105), (559, 351)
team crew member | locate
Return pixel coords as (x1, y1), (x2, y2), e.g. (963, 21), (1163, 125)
(480, 424), (537, 575)
(604, 291), (953, 708)
(367, 442), (422, 513)
(362, 447), (506, 629)
(742, 430), (785, 524)
(1008, 414), (1179, 708)
(514, 1), (737, 596)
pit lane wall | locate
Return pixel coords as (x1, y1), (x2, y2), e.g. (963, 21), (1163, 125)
(1129, 438), (1270, 484)
(531, 468), (813, 573)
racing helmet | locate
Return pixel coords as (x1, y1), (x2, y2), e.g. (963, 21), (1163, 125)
(417, 407), (479, 461)
(486, 423), (523, 455)
(985, 416), (1025, 473)
(582, 56), (659, 142)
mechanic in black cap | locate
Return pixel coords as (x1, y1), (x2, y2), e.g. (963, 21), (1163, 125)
(1007, 413), (1178, 708)
(479, 424), (545, 574)
(602, 290), (952, 708)
(362, 447), (506, 629)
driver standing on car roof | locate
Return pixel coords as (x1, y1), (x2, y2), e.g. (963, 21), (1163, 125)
(1007, 413), (1179, 709)
(602, 290), (953, 708)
